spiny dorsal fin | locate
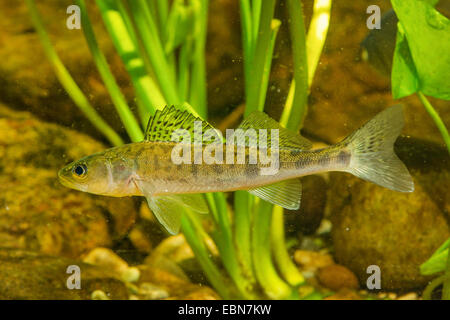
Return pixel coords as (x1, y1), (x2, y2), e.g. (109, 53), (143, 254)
(144, 105), (221, 143)
(248, 178), (302, 210)
(236, 111), (312, 150)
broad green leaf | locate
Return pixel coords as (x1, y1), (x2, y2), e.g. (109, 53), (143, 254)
(420, 248), (448, 275)
(392, 25), (419, 98)
(391, 0), (450, 100)
(420, 238), (450, 275)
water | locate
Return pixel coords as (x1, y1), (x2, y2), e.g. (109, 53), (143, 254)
(0, 0), (448, 301)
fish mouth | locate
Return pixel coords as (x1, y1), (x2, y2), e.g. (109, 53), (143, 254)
(57, 168), (72, 188)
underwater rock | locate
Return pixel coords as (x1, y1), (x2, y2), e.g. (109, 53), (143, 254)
(294, 250), (335, 273)
(144, 234), (218, 285)
(0, 0), (244, 137)
(0, 249), (128, 300)
(317, 264), (359, 291)
(0, 104), (137, 258)
(0, 0), (135, 141)
(298, 1), (450, 148)
(329, 138), (450, 290)
(285, 175), (327, 235)
(137, 265), (219, 300)
(324, 288), (363, 300)
(83, 248), (129, 275)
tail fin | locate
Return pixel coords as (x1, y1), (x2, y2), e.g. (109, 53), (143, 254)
(342, 105), (414, 192)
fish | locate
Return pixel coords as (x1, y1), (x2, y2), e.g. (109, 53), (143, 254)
(59, 105), (414, 234)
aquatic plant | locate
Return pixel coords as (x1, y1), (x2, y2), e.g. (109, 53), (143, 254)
(26, 0), (332, 299)
(390, 0), (450, 300)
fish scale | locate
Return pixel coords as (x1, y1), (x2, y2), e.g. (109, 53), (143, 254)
(59, 105), (413, 234)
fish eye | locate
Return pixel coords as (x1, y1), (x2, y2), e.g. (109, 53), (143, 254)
(72, 163), (87, 178)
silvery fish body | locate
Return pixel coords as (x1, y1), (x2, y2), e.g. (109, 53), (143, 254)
(59, 105), (414, 234)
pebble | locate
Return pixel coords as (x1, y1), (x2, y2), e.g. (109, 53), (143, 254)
(121, 267), (141, 283)
(294, 250), (334, 272)
(317, 264), (359, 291)
(397, 292), (418, 300)
(138, 282), (170, 300)
(91, 290), (110, 300)
(83, 248), (129, 276)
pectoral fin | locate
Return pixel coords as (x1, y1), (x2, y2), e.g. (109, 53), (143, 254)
(146, 194), (209, 234)
(248, 178), (302, 210)
(146, 196), (184, 235)
(162, 193), (209, 214)
(135, 180), (209, 234)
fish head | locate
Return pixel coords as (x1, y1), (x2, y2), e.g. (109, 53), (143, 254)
(58, 151), (115, 195)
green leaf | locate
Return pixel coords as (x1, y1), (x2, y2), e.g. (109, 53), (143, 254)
(420, 238), (450, 275)
(420, 248), (449, 275)
(391, 0), (450, 100)
(165, 0), (196, 53)
(391, 25), (419, 98)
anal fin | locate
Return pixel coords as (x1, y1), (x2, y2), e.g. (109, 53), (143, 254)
(248, 178), (302, 210)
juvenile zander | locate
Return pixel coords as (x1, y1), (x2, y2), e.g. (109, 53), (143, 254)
(59, 105), (414, 234)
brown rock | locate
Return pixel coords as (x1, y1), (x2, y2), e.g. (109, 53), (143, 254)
(0, 104), (137, 258)
(324, 288), (363, 300)
(82, 248), (130, 277)
(0, 249), (128, 300)
(329, 138), (450, 290)
(317, 264), (359, 291)
(0, 0), (134, 141)
(294, 250), (334, 272)
(285, 175), (327, 235)
(138, 265), (219, 300)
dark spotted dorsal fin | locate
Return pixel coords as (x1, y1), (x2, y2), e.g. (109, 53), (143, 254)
(144, 105), (221, 143)
(236, 111), (312, 150)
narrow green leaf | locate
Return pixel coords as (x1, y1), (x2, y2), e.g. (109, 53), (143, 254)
(165, 0), (195, 53)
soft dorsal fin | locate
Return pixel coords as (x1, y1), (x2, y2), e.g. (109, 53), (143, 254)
(144, 105), (221, 143)
(236, 111), (312, 150)
(248, 178), (302, 210)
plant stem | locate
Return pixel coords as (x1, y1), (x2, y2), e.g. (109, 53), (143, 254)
(189, 0), (209, 118)
(271, 206), (305, 286)
(257, 19), (281, 110)
(306, 0), (332, 87)
(178, 40), (192, 102)
(234, 190), (256, 284)
(422, 275), (446, 300)
(285, 0), (308, 131)
(77, 0), (143, 142)
(417, 92), (450, 154)
(96, 0), (166, 115)
(155, 0), (169, 40)
(25, 0), (123, 146)
(251, 0), (262, 47)
(240, 0), (253, 103)
(180, 211), (235, 299)
(253, 201), (292, 299)
(127, 0), (180, 105)
(245, 0), (277, 115)
(443, 251), (450, 300)
(211, 193), (257, 299)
